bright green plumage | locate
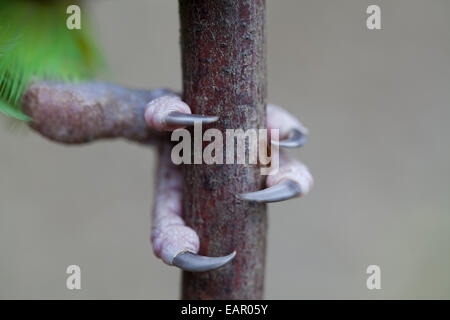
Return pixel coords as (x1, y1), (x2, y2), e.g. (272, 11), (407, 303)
(0, 0), (104, 120)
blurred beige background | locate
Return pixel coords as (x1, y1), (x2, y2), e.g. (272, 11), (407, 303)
(1, 0), (450, 299)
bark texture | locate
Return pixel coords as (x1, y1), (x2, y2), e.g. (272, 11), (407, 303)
(179, 0), (267, 299)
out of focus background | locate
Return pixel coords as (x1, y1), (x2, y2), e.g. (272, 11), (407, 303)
(1, 0), (450, 299)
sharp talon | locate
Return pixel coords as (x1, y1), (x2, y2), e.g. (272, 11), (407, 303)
(274, 128), (307, 148)
(238, 179), (302, 203)
(165, 111), (219, 126)
(172, 251), (236, 272)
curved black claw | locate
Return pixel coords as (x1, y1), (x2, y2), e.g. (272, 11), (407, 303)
(238, 179), (302, 203)
(166, 111), (218, 126)
(172, 251), (236, 272)
(274, 128), (307, 148)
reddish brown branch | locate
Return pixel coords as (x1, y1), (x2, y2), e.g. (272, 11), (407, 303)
(180, 0), (267, 299)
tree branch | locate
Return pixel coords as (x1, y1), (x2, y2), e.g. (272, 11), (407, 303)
(180, 0), (267, 299)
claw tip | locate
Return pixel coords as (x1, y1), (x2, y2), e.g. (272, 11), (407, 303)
(172, 250), (236, 272)
(273, 128), (307, 148)
(237, 180), (302, 203)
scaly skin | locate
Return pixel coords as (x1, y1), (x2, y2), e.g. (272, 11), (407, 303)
(22, 81), (174, 144)
(151, 143), (199, 265)
(21, 81), (313, 268)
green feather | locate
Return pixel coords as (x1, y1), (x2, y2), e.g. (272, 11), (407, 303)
(0, 0), (104, 121)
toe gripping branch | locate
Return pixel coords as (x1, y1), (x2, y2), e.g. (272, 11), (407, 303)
(23, 83), (306, 273)
(173, 251), (237, 272)
(168, 115), (306, 272)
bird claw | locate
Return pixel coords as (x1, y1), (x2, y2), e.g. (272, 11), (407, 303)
(172, 250), (236, 272)
(273, 128), (307, 148)
(165, 111), (218, 127)
(238, 179), (302, 203)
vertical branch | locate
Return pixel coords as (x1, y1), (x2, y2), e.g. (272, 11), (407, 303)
(179, 0), (267, 299)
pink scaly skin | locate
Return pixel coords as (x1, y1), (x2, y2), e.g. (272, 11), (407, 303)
(145, 96), (191, 131)
(266, 151), (313, 196)
(145, 97), (313, 265)
(265, 104), (313, 195)
(266, 103), (309, 141)
(151, 143), (199, 265)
